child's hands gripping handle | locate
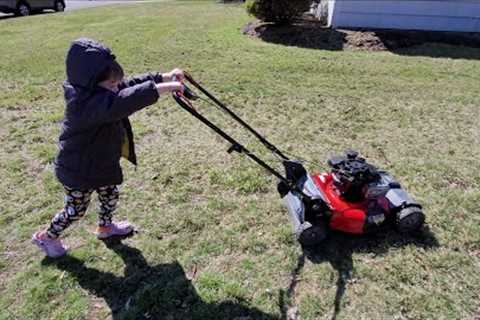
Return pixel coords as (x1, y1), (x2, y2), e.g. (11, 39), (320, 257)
(155, 81), (184, 95)
(163, 68), (184, 82)
(155, 68), (185, 95)
(171, 74), (198, 101)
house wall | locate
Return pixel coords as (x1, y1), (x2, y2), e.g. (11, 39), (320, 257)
(328, 0), (480, 32)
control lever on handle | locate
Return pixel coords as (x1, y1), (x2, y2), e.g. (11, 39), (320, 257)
(183, 85), (199, 100)
(172, 74), (199, 100)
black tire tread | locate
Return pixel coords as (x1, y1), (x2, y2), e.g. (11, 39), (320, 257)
(396, 207), (425, 233)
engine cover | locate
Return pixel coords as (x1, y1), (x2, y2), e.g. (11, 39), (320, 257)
(312, 172), (424, 234)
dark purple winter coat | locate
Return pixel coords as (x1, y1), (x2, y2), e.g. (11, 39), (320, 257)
(54, 38), (163, 189)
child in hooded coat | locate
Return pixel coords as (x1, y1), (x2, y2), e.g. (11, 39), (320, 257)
(32, 38), (184, 257)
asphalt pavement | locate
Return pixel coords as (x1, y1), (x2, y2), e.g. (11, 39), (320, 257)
(0, 0), (149, 19)
(66, 0), (143, 11)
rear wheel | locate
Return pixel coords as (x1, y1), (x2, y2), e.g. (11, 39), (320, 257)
(297, 221), (328, 247)
(395, 207), (425, 233)
(16, 2), (30, 16)
(54, 0), (64, 12)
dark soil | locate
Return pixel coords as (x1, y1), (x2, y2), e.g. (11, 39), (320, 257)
(242, 19), (480, 51)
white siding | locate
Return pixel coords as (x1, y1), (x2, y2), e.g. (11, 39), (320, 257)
(329, 0), (480, 32)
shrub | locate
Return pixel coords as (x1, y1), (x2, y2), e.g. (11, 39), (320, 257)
(246, 0), (312, 24)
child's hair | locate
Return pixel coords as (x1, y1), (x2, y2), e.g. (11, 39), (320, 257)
(96, 59), (124, 83)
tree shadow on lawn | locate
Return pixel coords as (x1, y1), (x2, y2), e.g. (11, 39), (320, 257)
(279, 226), (439, 320)
(243, 20), (346, 51)
(244, 20), (480, 60)
(42, 238), (279, 320)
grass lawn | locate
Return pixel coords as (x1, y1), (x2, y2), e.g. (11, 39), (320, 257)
(0, 1), (479, 319)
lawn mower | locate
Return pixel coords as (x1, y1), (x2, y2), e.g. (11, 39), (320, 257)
(172, 73), (425, 246)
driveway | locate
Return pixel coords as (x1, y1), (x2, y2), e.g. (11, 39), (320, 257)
(0, 0), (150, 18)
(66, 0), (147, 11)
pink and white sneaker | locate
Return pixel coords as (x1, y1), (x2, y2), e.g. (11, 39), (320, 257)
(96, 221), (134, 239)
(31, 231), (68, 258)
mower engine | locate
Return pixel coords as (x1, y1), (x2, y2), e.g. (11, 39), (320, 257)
(280, 151), (425, 246)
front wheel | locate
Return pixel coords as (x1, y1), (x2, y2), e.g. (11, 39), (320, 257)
(16, 2), (30, 16)
(54, 0), (65, 12)
(297, 221), (328, 247)
(395, 207), (425, 233)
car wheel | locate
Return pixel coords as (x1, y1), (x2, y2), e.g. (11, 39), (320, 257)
(16, 2), (30, 16)
(54, 0), (64, 12)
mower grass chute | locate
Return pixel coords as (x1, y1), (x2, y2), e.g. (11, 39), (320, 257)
(172, 74), (425, 247)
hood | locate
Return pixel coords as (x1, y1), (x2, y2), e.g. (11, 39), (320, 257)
(65, 38), (117, 89)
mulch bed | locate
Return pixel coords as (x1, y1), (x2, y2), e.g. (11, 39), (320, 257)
(242, 19), (480, 51)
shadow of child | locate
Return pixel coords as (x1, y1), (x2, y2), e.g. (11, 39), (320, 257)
(43, 239), (279, 320)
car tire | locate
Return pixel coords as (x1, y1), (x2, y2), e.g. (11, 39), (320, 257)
(54, 0), (64, 12)
(16, 2), (31, 16)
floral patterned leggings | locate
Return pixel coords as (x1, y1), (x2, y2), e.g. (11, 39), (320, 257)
(46, 185), (119, 239)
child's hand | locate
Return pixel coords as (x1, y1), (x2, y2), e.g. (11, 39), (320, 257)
(163, 69), (184, 82)
(156, 82), (184, 95)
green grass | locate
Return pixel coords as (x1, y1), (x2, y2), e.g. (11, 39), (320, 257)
(1, 1), (479, 319)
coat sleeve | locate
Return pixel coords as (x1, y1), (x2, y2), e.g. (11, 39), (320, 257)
(119, 72), (163, 89)
(76, 81), (159, 126)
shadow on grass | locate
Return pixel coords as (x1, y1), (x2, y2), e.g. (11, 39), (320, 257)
(244, 21), (346, 51)
(245, 20), (480, 59)
(279, 226), (439, 320)
(375, 30), (480, 60)
(42, 238), (278, 320)
(390, 43), (480, 60)
(0, 14), (16, 21)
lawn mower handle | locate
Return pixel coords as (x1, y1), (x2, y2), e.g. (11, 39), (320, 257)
(183, 72), (290, 161)
(170, 77), (311, 199)
(171, 75), (198, 101)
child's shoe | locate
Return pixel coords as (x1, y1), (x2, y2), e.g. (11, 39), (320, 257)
(96, 221), (134, 239)
(31, 231), (68, 258)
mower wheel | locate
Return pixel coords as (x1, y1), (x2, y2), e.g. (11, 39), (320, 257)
(297, 221), (328, 247)
(395, 207), (425, 233)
